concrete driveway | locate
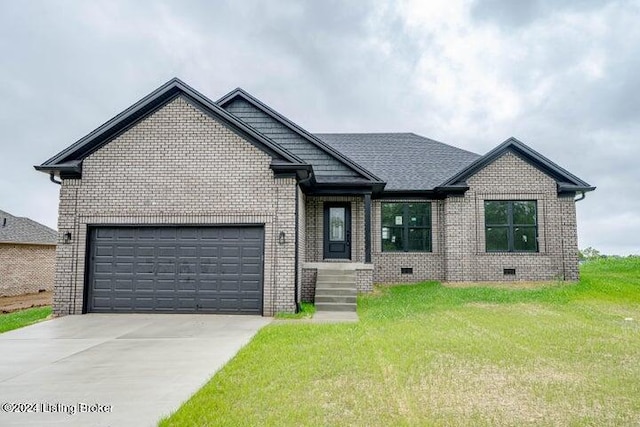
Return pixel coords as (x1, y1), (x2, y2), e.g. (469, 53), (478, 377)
(0, 314), (270, 426)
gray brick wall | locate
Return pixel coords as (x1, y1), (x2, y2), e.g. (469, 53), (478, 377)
(444, 151), (579, 282)
(301, 268), (316, 303)
(372, 199), (445, 283)
(53, 96), (297, 316)
(370, 152), (580, 284)
(0, 243), (55, 297)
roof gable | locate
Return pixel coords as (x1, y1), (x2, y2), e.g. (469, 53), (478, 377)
(441, 137), (595, 193)
(36, 79), (306, 176)
(217, 88), (383, 184)
(0, 209), (57, 245)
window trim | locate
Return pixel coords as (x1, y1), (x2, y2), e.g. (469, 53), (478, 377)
(381, 202), (432, 252)
(484, 200), (538, 253)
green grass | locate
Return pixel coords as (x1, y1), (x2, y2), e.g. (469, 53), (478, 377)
(0, 306), (52, 333)
(274, 302), (316, 319)
(161, 258), (640, 426)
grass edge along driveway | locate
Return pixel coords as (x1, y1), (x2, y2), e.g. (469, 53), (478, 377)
(0, 306), (52, 334)
(161, 257), (640, 426)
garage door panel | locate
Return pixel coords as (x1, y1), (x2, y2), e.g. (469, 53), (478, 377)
(156, 262), (175, 275)
(220, 228), (241, 239)
(95, 245), (114, 257)
(114, 279), (134, 291)
(117, 229), (135, 240)
(178, 246), (198, 257)
(88, 226), (263, 314)
(115, 262), (134, 274)
(155, 280), (177, 291)
(135, 262), (155, 274)
(135, 279), (155, 291)
(137, 246), (155, 257)
(178, 228), (198, 239)
(157, 228), (177, 240)
(221, 246), (240, 257)
(240, 299), (261, 309)
(94, 262), (113, 274)
(242, 247), (261, 258)
(200, 246), (219, 257)
(200, 229), (221, 239)
(137, 228), (157, 240)
(157, 246), (177, 257)
(240, 280), (261, 292)
(96, 228), (116, 239)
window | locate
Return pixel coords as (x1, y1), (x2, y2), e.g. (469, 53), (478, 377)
(381, 202), (431, 252)
(485, 201), (537, 252)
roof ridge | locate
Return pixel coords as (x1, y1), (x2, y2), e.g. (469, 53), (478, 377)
(314, 132), (481, 157)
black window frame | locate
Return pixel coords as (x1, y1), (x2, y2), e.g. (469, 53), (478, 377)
(381, 202), (432, 252)
(484, 200), (538, 253)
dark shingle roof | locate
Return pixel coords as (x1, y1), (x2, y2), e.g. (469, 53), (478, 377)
(314, 133), (481, 191)
(0, 210), (57, 245)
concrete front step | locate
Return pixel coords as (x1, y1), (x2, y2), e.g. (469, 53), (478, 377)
(315, 269), (357, 312)
(317, 273), (355, 280)
(315, 280), (357, 289)
(315, 295), (357, 304)
(314, 288), (357, 297)
(315, 302), (357, 312)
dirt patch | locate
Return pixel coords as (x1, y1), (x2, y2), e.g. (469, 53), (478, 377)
(0, 291), (52, 313)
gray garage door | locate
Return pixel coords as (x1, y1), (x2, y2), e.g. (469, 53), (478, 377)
(87, 226), (264, 314)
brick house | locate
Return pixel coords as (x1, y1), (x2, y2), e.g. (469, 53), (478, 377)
(0, 209), (56, 297)
(36, 79), (594, 317)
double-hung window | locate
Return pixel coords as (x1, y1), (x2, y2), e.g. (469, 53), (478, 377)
(381, 202), (431, 252)
(485, 200), (538, 252)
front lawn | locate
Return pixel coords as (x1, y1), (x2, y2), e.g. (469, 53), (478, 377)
(0, 306), (52, 333)
(161, 258), (640, 426)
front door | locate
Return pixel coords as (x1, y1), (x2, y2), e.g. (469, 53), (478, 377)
(323, 203), (351, 259)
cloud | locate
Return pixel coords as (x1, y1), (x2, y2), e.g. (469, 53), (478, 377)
(0, 0), (637, 254)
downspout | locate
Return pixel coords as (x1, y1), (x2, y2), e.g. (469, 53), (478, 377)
(564, 191), (586, 280)
(294, 185), (300, 313)
(49, 173), (62, 185)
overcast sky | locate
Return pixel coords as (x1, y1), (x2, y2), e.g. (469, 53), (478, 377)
(1, 0), (638, 255)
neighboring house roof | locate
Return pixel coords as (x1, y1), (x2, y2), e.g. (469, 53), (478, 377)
(35, 78), (310, 179)
(315, 133), (481, 191)
(442, 137), (596, 193)
(217, 88), (384, 184)
(0, 210), (57, 245)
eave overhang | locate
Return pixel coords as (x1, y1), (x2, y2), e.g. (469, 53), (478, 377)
(270, 160), (313, 180)
(34, 160), (82, 178)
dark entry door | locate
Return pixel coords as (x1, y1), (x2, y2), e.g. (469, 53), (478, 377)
(323, 203), (351, 259)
